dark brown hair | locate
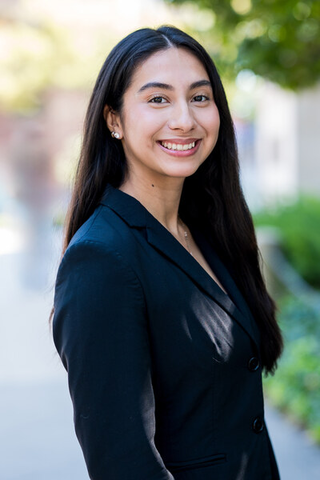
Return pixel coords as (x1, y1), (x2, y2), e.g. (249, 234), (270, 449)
(59, 26), (283, 373)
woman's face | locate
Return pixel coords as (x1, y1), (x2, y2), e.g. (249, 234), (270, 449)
(107, 47), (220, 186)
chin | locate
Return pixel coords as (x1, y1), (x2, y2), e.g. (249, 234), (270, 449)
(175, 166), (202, 178)
(163, 163), (203, 179)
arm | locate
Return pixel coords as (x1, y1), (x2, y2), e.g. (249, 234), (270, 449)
(53, 240), (173, 480)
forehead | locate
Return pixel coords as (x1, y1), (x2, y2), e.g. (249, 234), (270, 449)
(129, 47), (210, 89)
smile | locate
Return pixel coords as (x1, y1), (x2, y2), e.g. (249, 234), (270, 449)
(160, 141), (196, 151)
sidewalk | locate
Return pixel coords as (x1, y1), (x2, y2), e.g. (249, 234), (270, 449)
(1, 238), (320, 479)
(266, 405), (320, 479)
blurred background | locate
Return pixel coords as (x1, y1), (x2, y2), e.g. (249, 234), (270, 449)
(0, 0), (319, 478)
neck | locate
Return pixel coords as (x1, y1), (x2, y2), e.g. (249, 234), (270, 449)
(119, 173), (184, 235)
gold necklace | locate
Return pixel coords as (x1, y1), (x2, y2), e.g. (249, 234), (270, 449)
(178, 218), (193, 256)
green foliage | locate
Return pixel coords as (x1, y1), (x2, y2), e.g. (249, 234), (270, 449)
(264, 296), (320, 443)
(0, 22), (76, 112)
(0, 17), (115, 113)
(166, 0), (320, 89)
(254, 197), (320, 288)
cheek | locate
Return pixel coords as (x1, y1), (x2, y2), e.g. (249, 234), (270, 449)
(207, 107), (220, 134)
(194, 106), (220, 138)
(143, 109), (168, 133)
(123, 108), (165, 142)
(203, 109), (220, 155)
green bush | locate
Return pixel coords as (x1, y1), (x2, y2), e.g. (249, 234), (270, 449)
(254, 197), (320, 289)
(264, 296), (320, 443)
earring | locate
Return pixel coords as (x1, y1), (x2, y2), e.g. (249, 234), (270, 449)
(111, 131), (120, 139)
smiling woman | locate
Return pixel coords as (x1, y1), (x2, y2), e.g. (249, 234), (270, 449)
(52, 26), (283, 480)
(104, 47), (220, 202)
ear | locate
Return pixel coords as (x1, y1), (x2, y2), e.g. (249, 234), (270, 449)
(103, 105), (123, 139)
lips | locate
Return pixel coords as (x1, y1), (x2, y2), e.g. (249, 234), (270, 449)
(157, 138), (201, 157)
(158, 140), (198, 152)
(160, 141), (195, 151)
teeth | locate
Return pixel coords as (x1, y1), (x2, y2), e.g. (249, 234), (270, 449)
(161, 141), (196, 151)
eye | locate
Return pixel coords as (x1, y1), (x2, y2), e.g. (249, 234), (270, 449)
(149, 96), (167, 104)
(193, 94), (209, 102)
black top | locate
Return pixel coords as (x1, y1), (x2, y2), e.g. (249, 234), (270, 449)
(53, 184), (280, 480)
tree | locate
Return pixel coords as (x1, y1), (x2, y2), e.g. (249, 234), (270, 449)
(166, 0), (320, 89)
(0, 2), (117, 113)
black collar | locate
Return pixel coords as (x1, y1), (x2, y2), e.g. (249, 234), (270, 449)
(100, 184), (260, 349)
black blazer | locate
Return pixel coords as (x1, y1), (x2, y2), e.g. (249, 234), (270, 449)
(53, 185), (280, 480)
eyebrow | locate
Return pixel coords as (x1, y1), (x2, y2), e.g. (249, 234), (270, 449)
(138, 79), (212, 93)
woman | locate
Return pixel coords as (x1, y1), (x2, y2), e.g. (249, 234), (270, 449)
(53, 26), (283, 480)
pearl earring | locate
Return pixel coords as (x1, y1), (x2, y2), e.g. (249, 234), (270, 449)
(111, 131), (120, 139)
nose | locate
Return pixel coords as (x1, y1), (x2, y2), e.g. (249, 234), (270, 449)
(167, 101), (196, 132)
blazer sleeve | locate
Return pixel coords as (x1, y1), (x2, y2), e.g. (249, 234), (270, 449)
(53, 240), (174, 480)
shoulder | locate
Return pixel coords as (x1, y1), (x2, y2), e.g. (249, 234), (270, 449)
(68, 204), (129, 251)
(57, 204), (142, 290)
(53, 208), (147, 371)
(66, 201), (143, 264)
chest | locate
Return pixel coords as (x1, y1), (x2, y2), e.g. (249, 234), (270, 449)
(138, 253), (254, 378)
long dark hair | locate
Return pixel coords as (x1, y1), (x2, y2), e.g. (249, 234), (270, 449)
(60, 26), (282, 373)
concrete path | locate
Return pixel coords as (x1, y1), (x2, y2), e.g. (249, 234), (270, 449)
(266, 405), (320, 479)
(1, 228), (320, 480)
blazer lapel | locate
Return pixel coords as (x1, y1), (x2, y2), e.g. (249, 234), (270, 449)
(147, 223), (259, 348)
(101, 185), (259, 348)
(192, 229), (261, 346)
